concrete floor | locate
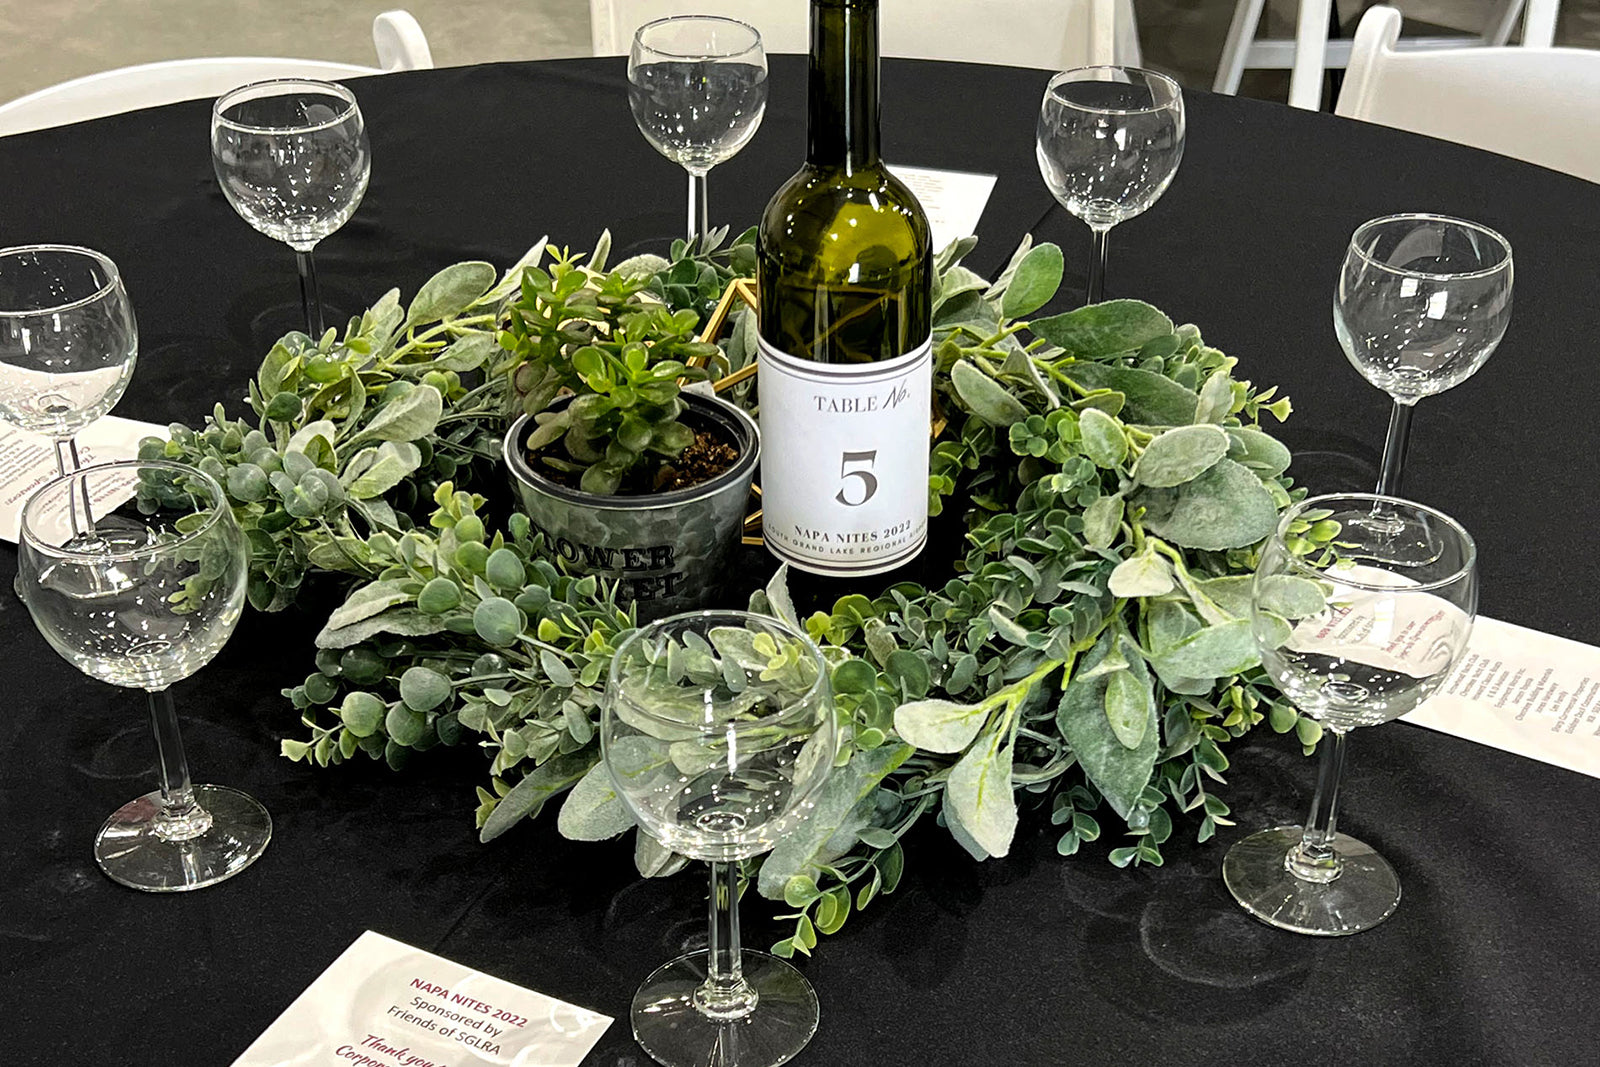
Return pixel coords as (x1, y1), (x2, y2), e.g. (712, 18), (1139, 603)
(0, 1), (1594, 105)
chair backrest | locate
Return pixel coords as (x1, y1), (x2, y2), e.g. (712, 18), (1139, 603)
(0, 10), (433, 138)
(1337, 5), (1600, 183)
(589, 0), (1137, 70)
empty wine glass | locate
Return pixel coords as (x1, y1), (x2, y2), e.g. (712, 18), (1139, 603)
(1224, 493), (1477, 935)
(1335, 214), (1512, 560)
(0, 245), (137, 478)
(212, 79), (371, 337)
(17, 460), (271, 891)
(629, 16), (768, 246)
(1036, 65), (1185, 304)
(603, 610), (836, 1067)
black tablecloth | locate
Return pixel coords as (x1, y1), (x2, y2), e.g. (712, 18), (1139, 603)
(4, 57), (1598, 1066)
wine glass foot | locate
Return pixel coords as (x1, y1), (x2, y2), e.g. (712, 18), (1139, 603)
(631, 950), (819, 1067)
(1223, 826), (1399, 936)
(1342, 509), (1444, 568)
(94, 784), (271, 892)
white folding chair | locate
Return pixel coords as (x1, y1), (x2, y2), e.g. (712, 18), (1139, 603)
(1214, 0), (1556, 111)
(0, 10), (433, 137)
(589, 0), (1142, 69)
(1336, 4), (1600, 183)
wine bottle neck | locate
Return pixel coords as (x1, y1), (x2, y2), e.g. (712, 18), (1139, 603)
(808, 0), (881, 169)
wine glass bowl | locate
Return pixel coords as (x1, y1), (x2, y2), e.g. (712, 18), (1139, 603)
(212, 79), (370, 335)
(628, 16), (768, 244)
(1225, 493), (1477, 935)
(1334, 214), (1511, 518)
(0, 245), (137, 471)
(1036, 66), (1185, 303)
(603, 610), (835, 1067)
(1336, 214), (1512, 402)
(17, 460), (269, 891)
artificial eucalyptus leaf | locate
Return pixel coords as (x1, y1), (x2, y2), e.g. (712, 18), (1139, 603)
(352, 385), (444, 446)
(1193, 575), (1254, 619)
(479, 751), (596, 843)
(1030, 300), (1174, 358)
(951, 360), (1029, 427)
(1227, 426), (1293, 476)
(1056, 363), (1199, 426)
(894, 699), (989, 754)
(1194, 371), (1235, 424)
(1104, 669), (1153, 750)
(1108, 551), (1174, 598)
(1082, 493), (1124, 549)
(1134, 459), (1279, 550)
(323, 579), (415, 631)
(342, 441), (422, 499)
(1134, 425), (1230, 488)
(635, 829), (689, 878)
(436, 332), (498, 372)
(1257, 574), (1327, 619)
(946, 728), (1018, 858)
(1150, 619), (1259, 679)
(765, 564), (801, 629)
(757, 744), (914, 899)
(556, 759), (637, 841)
(1056, 634), (1159, 818)
(934, 265), (990, 311)
(315, 607), (448, 649)
(1079, 407), (1127, 468)
(1000, 242), (1064, 319)
(942, 788), (992, 861)
(405, 261), (496, 325)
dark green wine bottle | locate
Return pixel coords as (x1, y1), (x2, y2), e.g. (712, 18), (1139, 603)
(756, 0), (933, 577)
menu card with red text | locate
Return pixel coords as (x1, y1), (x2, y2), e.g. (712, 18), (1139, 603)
(231, 931), (611, 1067)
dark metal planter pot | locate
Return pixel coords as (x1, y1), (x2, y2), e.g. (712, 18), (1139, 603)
(504, 392), (759, 620)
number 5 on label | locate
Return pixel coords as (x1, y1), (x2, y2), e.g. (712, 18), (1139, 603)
(835, 450), (878, 507)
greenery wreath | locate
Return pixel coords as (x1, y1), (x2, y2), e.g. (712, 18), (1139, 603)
(145, 227), (1334, 954)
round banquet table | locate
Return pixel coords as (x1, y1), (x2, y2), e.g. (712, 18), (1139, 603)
(3, 56), (1598, 1067)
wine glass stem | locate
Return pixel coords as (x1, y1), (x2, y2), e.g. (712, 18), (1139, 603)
(695, 860), (758, 1021)
(145, 687), (213, 842)
(687, 169), (711, 247)
(1287, 727), (1349, 884)
(1375, 398), (1416, 497)
(1087, 226), (1111, 305)
(53, 436), (93, 538)
(295, 249), (325, 337)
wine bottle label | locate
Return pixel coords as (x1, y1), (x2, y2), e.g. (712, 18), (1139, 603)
(756, 334), (932, 576)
